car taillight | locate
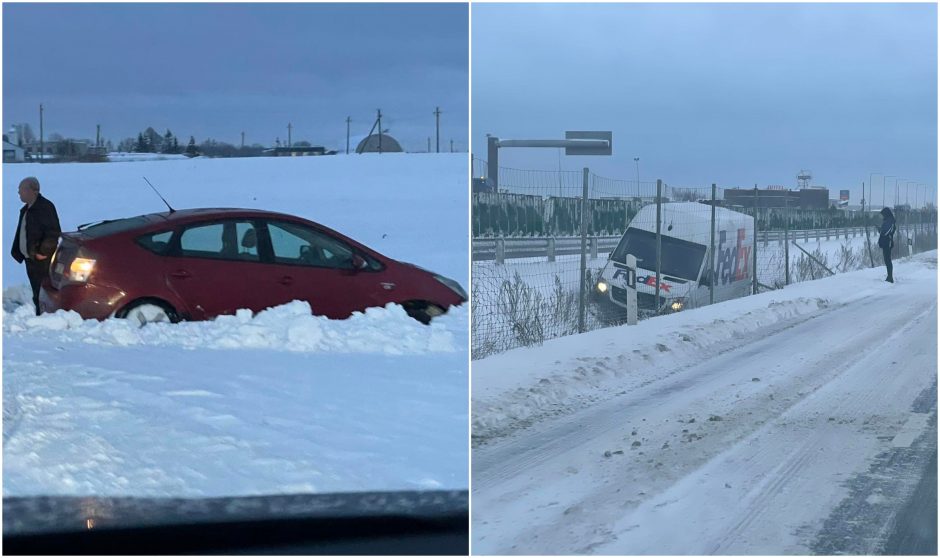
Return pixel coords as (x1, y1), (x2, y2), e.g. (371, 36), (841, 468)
(69, 258), (96, 282)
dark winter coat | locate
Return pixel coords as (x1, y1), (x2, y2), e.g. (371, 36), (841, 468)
(11, 194), (61, 263)
(877, 209), (896, 250)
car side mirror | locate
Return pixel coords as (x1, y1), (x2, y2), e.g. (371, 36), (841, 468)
(699, 271), (712, 287)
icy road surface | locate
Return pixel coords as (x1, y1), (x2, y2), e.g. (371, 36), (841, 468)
(472, 252), (937, 555)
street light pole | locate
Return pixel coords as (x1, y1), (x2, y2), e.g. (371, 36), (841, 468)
(634, 157), (640, 195)
(883, 175), (894, 209)
(869, 173), (880, 208)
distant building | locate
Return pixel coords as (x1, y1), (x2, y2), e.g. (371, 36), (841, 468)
(724, 187), (829, 210)
(356, 133), (403, 154)
(3, 139), (24, 162)
(263, 146), (337, 157)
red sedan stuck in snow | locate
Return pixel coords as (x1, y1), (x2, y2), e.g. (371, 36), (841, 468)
(39, 208), (466, 325)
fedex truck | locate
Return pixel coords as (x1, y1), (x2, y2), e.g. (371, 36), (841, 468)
(594, 202), (754, 317)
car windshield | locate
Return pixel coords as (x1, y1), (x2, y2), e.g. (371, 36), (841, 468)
(610, 227), (706, 280)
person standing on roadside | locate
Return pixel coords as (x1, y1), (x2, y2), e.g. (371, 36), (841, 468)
(877, 207), (897, 283)
(11, 177), (61, 314)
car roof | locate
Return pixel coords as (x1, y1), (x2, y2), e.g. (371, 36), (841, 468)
(146, 207), (305, 223)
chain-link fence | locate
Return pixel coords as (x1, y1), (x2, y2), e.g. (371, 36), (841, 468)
(471, 159), (938, 359)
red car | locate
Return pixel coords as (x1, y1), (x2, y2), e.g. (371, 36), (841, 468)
(40, 208), (466, 325)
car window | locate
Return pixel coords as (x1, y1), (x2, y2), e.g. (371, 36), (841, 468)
(136, 230), (173, 255)
(267, 221), (354, 269)
(179, 221), (261, 262)
(235, 222), (260, 261)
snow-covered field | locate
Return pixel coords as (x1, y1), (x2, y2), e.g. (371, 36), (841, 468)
(472, 251), (937, 554)
(3, 154), (469, 498)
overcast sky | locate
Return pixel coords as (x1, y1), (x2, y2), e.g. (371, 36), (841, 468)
(472, 3), (937, 205)
(3, 3), (468, 152)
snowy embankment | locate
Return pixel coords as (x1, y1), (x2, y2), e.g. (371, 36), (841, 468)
(472, 250), (933, 445)
(3, 154), (468, 498)
(3, 286), (458, 355)
(473, 251), (937, 554)
(471, 231), (899, 358)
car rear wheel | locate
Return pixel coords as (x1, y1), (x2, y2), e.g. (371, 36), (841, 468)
(117, 301), (179, 326)
(402, 301), (445, 325)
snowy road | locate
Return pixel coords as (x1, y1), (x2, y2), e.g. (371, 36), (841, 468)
(472, 254), (937, 554)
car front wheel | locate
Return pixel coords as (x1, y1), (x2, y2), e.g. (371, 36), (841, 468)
(117, 301), (179, 326)
(403, 301), (445, 325)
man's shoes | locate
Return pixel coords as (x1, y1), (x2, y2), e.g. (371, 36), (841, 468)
(886, 277), (894, 283)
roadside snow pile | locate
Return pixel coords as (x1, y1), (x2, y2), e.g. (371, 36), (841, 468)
(3, 295), (463, 355)
(472, 251), (937, 444)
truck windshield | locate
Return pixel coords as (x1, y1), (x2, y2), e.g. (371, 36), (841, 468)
(610, 228), (706, 280)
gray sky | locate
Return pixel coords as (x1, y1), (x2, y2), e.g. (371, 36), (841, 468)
(472, 3), (937, 206)
(3, 3), (468, 152)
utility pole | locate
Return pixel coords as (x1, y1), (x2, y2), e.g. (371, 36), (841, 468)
(39, 103), (44, 164)
(96, 124), (101, 148)
(434, 106), (441, 153)
(287, 123), (292, 148)
(377, 109), (382, 154)
(346, 117), (351, 154)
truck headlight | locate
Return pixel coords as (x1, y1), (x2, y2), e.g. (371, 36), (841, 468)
(597, 281), (609, 293)
(670, 300), (684, 312)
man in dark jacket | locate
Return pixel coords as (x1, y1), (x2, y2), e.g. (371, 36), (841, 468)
(877, 207), (896, 283)
(11, 177), (61, 315)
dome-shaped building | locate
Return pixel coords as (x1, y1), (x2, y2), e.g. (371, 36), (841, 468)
(356, 133), (403, 154)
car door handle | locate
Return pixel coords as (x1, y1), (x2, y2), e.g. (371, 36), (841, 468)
(278, 276), (294, 285)
(170, 270), (191, 279)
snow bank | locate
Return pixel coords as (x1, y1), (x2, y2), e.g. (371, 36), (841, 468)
(3, 294), (463, 355)
(472, 251), (937, 443)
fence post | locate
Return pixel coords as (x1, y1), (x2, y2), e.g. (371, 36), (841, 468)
(655, 179), (663, 312)
(495, 237), (505, 265)
(710, 183), (716, 305)
(547, 236), (556, 263)
(578, 167), (589, 333)
(626, 254), (638, 325)
(753, 186), (759, 295)
(784, 194), (790, 285)
(590, 236), (598, 260)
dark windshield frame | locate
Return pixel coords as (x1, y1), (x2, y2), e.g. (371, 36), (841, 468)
(610, 227), (707, 280)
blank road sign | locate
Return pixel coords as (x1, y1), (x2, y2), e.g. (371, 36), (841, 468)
(565, 131), (612, 156)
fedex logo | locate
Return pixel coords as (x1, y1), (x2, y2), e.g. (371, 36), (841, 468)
(637, 275), (671, 293)
(715, 228), (751, 285)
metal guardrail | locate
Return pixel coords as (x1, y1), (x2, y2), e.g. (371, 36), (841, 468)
(472, 227), (873, 263)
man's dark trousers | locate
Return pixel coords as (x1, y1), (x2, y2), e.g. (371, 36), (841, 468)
(25, 258), (50, 316)
(882, 245), (893, 281)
